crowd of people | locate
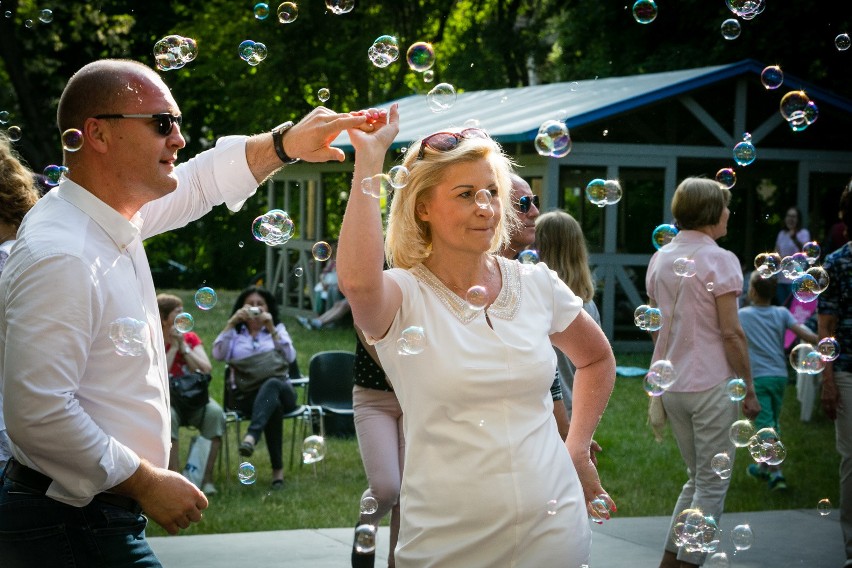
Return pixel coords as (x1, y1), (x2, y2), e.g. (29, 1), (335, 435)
(0, 54), (848, 568)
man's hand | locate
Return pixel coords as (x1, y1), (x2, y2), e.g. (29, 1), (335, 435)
(283, 107), (367, 163)
(114, 461), (208, 535)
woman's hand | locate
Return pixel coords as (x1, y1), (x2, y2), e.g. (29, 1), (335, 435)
(569, 445), (616, 522)
(347, 104), (399, 158)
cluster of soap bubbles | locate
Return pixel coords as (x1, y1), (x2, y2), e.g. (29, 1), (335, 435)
(710, 451), (732, 479)
(361, 173), (391, 198)
(326, 0), (355, 15)
(302, 435), (327, 464)
(277, 2), (298, 23)
(252, 209), (295, 246)
(651, 224), (678, 250)
(732, 133), (756, 166)
(109, 317), (150, 357)
(43, 164), (68, 187)
(368, 35), (399, 68)
(427, 83), (457, 112)
(585, 178), (622, 207)
(354, 524), (377, 554)
(631, 0), (658, 24)
(760, 65), (784, 90)
(153, 35), (199, 71)
(747, 427), (787, 466)
(194, 287), (218, 310)
(672, 508), (721, 554)
(238, 40), (268, 66)
(779, 90), (819, 132)
(633, 304), (662, 332)
(715, 167), (736, 190)
(789, 337), (840, 375)
(397, 325), (426, 355)
(643, 359), (677, 396)
(672, 257), (697, 278)
(407, 42), (436, 72)
(238, 461), (257, 484)
(754, 247), (829, 302)
(534, 120), (572, 158)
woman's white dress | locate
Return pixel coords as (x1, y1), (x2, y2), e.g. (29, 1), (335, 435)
(371, 255), (592, 567)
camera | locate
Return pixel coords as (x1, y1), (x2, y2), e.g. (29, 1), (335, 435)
(248, 307), (262, 317)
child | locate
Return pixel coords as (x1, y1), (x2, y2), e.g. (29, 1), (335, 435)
(738, 271), (819, 490)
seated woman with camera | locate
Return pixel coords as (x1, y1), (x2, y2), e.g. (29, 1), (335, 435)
(212, 286), (299, 490)
(157, 293), (225, 496)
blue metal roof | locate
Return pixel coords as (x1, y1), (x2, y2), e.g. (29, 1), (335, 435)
(332, 59), (852, 151)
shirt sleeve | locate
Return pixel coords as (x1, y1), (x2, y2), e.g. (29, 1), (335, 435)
(708, 249), (743, 297)
(212, 328), (237, 361)
(3, 254), (140, 504)
(364, 268), (418, 346)
(540, 263), (583, 335)
(273, 323), (297, 363)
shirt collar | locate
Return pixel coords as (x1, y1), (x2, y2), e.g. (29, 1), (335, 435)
(671, 229), (716, 246)
(56, 179), (141, 252)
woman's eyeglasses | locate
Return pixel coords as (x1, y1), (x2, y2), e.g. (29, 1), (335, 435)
(94, 113), (183, 136)
(515, 195), (540, 213)
(416, 128), (489, 160)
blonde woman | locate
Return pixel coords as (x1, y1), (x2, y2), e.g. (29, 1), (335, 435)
(337, 106), (616, 567)
(536, 210), (602, 417)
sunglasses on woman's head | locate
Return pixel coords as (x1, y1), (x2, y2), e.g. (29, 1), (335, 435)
(416, 128), (489, 160)
(94, 113), (183, 136)
(515, 195), (540, 213)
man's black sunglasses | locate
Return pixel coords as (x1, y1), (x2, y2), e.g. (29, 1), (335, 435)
(515, 194), (540, 213)
(94, 113), (183, 136)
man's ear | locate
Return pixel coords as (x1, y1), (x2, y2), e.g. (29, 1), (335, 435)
(82, 117), (111, 154)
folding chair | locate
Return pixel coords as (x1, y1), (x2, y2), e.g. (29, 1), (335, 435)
(306, 350), (356, 439)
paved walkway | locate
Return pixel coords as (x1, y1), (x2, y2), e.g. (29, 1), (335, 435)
(149, 508), (846, 567)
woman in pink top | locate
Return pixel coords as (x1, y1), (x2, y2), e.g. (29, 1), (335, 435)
(774, 206), (810, 306)
(646, 177), (760, 568)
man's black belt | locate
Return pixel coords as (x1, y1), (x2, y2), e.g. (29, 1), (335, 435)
(4, 459), (142, 515)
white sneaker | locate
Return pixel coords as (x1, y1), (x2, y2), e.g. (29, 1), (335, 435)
(202, 482), (217, 495)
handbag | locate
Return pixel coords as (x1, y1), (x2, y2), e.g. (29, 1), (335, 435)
(230, 349), (289, 393)
(169, 371), (212, 412)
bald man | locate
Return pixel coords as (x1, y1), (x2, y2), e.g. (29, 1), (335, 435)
(0, 59), (365, 566)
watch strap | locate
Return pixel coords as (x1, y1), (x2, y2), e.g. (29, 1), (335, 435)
(272, 121), (299, 164)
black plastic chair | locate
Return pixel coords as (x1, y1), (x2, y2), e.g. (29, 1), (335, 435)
(306, 350), (356, 438)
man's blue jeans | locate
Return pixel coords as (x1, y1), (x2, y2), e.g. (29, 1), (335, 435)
(0, 477), (161, 567)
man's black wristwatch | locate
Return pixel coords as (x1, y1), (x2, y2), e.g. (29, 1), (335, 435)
(271, 121), (299, 164)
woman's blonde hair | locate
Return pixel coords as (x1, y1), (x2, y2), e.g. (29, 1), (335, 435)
(0, 133), (39, 228)
(535, 210), (595, 302)
(384, 130), (518, 269)
(671, 177), (731, 230)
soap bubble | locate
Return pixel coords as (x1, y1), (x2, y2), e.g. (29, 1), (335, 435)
(62, 129), (84, 152)
(361, 173), (391, 199)
(792, 273), (819, 302)
(817, 337), (840, 361)
(720, 18), (741, 40)
(715, 168), (736, 189)
(802, 241), (821, 264)
(397, 326), (426, 355)
(194, 287), (218, 310)
(388, 165), (410, 189)
(109, 317), (149, 357)
(729, 419), (755, 447)
(312, 241), (333, 261)
(760, 65), (784, 89)
(836, 33), (851, 51)
(546, 499), (558, 516)
(254, 3), (270, 19)
(317, 88), (331, 102)
(368, 35), (399, 68)
(406, 41), (436, 72)
(731, 524), (753, 551)
(652, 224), (678, 250)
(326, 0), (355, 15)
(294, 267), (303, 277)
(534, 120), (572, 158)
(789, 343), (825, 375)
(806, 265), (830, 293)
(38, 9), (54, 23)
(733, 133), (756, 166)
(673, 257), (697, 278)
(354, 524), (377, 554)
(780, 91), (810, 121)
(43, 165), (65, 187)
(423, 70), (434, 83)
(710, 452), (732, 479)
(360, 496), (379, 515)
(726, 377), (747, 401)
(302, 435), (327, 464)
(474, 188), (492, 209)
(6, 126), (22, 142)
(754, 252), (782, 276)
(517, 249), (539, 264)
(465, 285), (489, 310)
(276, 2), (298, 23)
(0, 111), (9, 124)
(238, 40), (268, 66)
(427, 83), (457, 112)
(589, 495), (611, 523)
(706, 552), (730, 568)
(644, 307), (662, 332)
(252, 209), (295, 246)
(153, 35), (198, 71)
(706, 282), (715, 292)
(818, 498), (832, 516)
(238, 462), (257, 484)
(174, 312), (195, 333)
(646, 359), (677, 390)
(632, 0), (658, 24)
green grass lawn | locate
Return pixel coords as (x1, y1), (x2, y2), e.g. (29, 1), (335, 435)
(147, 289), (841, 537)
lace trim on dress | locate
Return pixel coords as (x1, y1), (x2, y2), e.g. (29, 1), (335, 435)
(410, 255), (521, 324)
